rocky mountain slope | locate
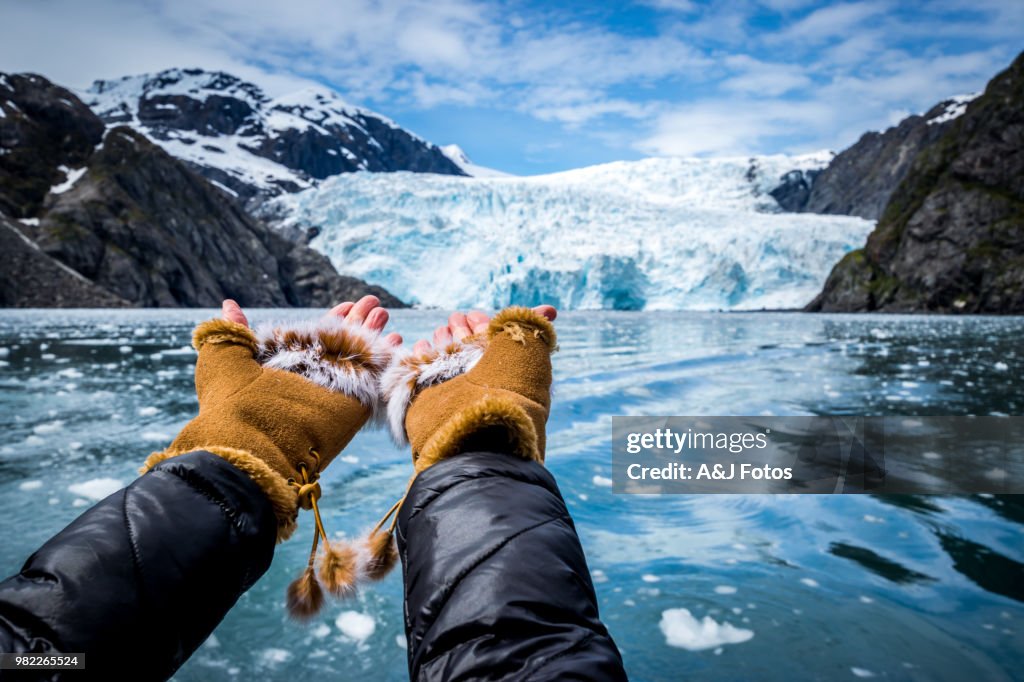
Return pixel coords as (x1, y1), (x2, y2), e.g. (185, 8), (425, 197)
(807, 51), (1024, 314)
(82, 69), (464, 204)
(773, 95), (976, 220)
(0, 72), (402, 308)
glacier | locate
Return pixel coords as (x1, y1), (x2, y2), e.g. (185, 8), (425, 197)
(269, 154), (875, 310)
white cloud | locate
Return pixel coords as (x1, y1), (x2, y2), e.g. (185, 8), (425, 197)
(720, 56), (812, 96)
(769, 1), (889, 44)
(637, 98), (833, 157)
(0, 0), (1018, 166)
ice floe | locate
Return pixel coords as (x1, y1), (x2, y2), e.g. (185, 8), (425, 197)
(660, 608), (754, 651)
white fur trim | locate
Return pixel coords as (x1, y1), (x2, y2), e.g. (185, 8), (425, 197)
(254, 317), (394, 421)
(379, 340), (485, 446)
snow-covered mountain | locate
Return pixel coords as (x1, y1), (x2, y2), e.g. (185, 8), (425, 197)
(81, 68), (464, 203)
(269, 153), (874, 310)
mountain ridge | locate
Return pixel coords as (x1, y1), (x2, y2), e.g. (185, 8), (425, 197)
(806, 51), (1024, 314)
(81, 68), (465, 205)
(0, 72), (403, 308)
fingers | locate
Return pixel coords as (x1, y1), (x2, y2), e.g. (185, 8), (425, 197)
(466, 311), (490, 335)
(412, 339), (432, 357)
(346, 295), (380, 324)
(533, 304), (557, 321)
(327, 301), (355, 318)
(221, 299), (249, 327)
(449, 312), (472, 342)
(365, 307), (389, 332)
(385, 332), (403, 347)
(433, 325), (452, 348)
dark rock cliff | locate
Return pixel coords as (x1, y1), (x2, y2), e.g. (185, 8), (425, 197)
(807, 52), (1024, 314)
(778, 98), (970, 220)
(0, 73), (403, 308)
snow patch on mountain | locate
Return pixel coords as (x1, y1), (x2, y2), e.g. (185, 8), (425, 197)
(270, 153), (873, 310)
(80, 68), (462, 200)
(927, 93), (979, 126)
(441, 144), (513, 178)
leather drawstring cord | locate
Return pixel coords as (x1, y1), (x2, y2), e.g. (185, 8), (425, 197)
(294, 450), (327, 570)
(285, 448), (359, 619)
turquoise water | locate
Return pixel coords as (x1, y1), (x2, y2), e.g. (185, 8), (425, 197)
(0, 310), (1021, 680)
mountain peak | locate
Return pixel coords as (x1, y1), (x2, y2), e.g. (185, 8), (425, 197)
(440, 144), (512, 178)
(79, 67), (464, 202)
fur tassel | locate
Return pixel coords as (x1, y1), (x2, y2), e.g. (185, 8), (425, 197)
(318, 541), (359, 596)
(286, 568), (325, 620)
(363, 531), (399, 581)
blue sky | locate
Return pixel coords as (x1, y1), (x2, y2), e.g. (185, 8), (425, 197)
(1, 0), (1020, 174)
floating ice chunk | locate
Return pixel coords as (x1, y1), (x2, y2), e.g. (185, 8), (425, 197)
(25, 435), (45, 446)
(138, 406), (159, 417)
(311, 623), (331, 639)
(336, 611), (375, 642)
(859, 596), (874, 604)
(19, 480), (43, 491)
(659, 608), (754, 651)
(41, 353), (56, 360)
(800, 578), (819, 588)
(0, 348), (8, 357)
(68, 477), (123, 500)
(591, 569), (608, 583)
(994, 362), (1008, 371)
(259, 648), (291, 666)
(922, 451), (941, 460)
(33, 420), (64, 434)
(593, 475), (612, 487)
(851, 668), (876, 678)
(119, 345), (133, 354)
(396, 634), (407, 650)
(141, 431), (171, 442)
(339, 454), (359, 464)
(72, 498), (89, 507)
(862, 515), (885, 523)
(642, 574), (661, 583)
(714, 585), (738, 595)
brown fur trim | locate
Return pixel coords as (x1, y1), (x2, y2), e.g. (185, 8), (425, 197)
(191, 318), (259, 355)
(414, 395), (541, 471)
(255, 318), (392, 411)
(487, 306), (557, 351)
(141, 446), (298, 542)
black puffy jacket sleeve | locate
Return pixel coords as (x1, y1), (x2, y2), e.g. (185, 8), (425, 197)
(397, 451), (627, 681)
(0, 451), (277, 681)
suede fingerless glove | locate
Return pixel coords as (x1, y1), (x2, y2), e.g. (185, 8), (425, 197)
(382, 306), (557, 469)
(141, 316), (394, 616)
